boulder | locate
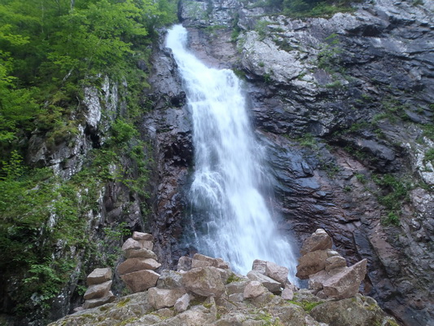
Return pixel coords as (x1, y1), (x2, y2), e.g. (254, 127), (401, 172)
(139, 240), (154, 251)
(117, 258), (161, 275)
(296, 250), (330, 279)
(157, 270), (184, 289)
(300, 229), (333, 255)
(177, 256), (192, 271)
(243, 281), (266, 299)
(148, 287), (187, 309)
(308, 270), (330, 294)
(310, 294), (397, 326)
(252, 259), (267, 274)
(181, 267), (225, 297)
(252, 259), (289, 286)
(191, 259), (214, 269)
(132, 231), (154, 241)
(125, 248), (158, 260)
(83, 281), (112, 300)
(322, 259), (368, 300)
(191, 253), (230, 270)
(86, 268), (112, 286)
(174, 293), (190, 313)
(122, 238), (143, 251)
(265, 261), (289, 286)
(247, 270), (282, 293)
(192, 253), (217, 266)
(121, 270), (160, 293)
(281, 287), (294, 300)
(325, 256), (347, 272)
(226, 280), (250, 295)
(215, 258), (230, 269)
(309, 259), (367, 299)
(121, 237), (155, 252)
(82, 291), (115, 309)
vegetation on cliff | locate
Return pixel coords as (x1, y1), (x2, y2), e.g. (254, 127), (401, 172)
(0, 0), (176, 322)
(249, 0), (360, 17)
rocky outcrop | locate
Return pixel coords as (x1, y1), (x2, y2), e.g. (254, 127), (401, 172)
(49, 252), (397, 326)
(173, 0), (434, 325)
(27, 76), (118, 179)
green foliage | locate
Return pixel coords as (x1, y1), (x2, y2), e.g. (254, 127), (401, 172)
(288, 300), (322, 312)
(296, 133), (318, 149)
(318, 34), (343, 73)
(0, 161), (89, 313)
(355, 172), (367, 184)
(385, 212), (400, 226)
(0, 0), (177, 158)
(424, 148), (434, 164)
(226, 273), (242, 284)
(0, 126), (150, 315)
(422, 124), (434, 141)
(255, 20), (270, 40)
(283, 0), (356, 17)
(111, 119), (139, 143)
(373, 174), (411, 226)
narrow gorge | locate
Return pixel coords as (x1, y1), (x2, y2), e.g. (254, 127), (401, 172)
(0, 0), (433, 325)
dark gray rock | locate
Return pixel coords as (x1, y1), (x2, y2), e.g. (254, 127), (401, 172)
(167, 0), (434, 324)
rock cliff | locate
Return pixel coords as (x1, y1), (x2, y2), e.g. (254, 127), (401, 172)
(144, 0), (434, 325)
(3, 1), (433, 325)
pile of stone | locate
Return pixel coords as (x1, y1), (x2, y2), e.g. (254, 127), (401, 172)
(117, 231), (162, 293)
(296, 228), (367, 299)
(60, 230), (397, 326)
(83, 268), (115, 309)
(142, 252), (297, 313)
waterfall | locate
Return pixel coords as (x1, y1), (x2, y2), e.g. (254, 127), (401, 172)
(166, 25), (298, 283)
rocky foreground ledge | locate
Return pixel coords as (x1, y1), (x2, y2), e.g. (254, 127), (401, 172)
(49, 230), (398, 326)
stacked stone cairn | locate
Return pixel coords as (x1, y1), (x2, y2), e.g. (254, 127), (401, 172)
(83, 267), (115, 309)
(117, 231), (162, 293)
(296, 228), (368, 299)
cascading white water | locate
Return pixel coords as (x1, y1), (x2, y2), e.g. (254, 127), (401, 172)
(166, 25), (298, 283)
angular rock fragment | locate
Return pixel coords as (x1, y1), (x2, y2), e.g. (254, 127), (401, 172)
(148, 287), (187, 309)
(82, 291), (115, 309)
(243, 281), (266, 299)
(125, 248), (158, 260)
(265, 261), (289, 286)
(247, 270), (282, 293)
(296, 250), (330, 279)
(322, 259), (368, 300)
(121, 269), (160, 293)
(117, 258), (161, 275)
(174, 293), (190, 313)
(300, 229), (333, 255)
(122, 238), (143, 251)
(83, 280), (112, 300)
(177, 256), (192, 271)
(181, 267), (225, 297)
(132, 231), (154, 241)
(86, 268), (112, 286)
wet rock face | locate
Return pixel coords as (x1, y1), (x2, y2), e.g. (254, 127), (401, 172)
(143, 37), (193, 270)
(162, 0), (434, 325)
